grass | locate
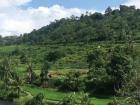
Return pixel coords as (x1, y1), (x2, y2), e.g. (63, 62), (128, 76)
(23, 85), (68, 101)
(23, 85), (113, 105)
(91, 97), (113, 105)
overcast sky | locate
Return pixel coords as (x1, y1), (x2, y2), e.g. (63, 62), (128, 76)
(0, 0), (139, 36)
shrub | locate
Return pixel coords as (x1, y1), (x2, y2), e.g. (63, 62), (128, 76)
(44, 50), (65, 63)
(108, 97), (140, 105)
(59, 92), (93, 105)
(25, 93), (44, 105)
(59, 71), (85, 92)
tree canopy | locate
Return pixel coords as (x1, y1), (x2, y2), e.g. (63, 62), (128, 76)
(0, 5), (140, 45)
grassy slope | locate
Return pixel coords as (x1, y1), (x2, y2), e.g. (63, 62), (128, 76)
(23, 85), (113, 105)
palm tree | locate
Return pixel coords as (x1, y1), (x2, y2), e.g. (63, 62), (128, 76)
(26, 62), (33, 84)
(13, 76), (22, 97)
(40, 61), (50, 87)
(9, 73), (22, 98)
(0, 58), (22, 98)
(0, 58), (13, 83)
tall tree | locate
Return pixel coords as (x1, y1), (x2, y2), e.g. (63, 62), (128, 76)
(105, 6), (112, 15)
(10, 74), (22, 98)
(40, 61), (50, 87)
(26, 63), (33, 84)
(0, 58), (13, 81)
(106, 46), (134, 89)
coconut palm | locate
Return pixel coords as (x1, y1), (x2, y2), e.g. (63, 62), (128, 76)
(0, 58), (13, 83)
(40, 61), (50, 87)
(26, 62), (33, 84)
(12, 75), (22, 97)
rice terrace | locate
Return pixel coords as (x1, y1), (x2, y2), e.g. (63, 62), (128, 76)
(0, 0), (140, 105)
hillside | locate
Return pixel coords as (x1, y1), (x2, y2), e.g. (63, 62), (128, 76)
(0, 4), (140, 105)
(21, 5), (140, 44)
(0, 5), (140, 45)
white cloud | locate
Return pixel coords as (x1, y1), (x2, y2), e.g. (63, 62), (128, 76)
(124, 0), (140, 8)
(0, 1), (95, 36)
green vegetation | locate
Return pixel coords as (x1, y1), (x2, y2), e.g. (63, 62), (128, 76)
(1, 5), (140, 45)
(0, 5), (140, 105)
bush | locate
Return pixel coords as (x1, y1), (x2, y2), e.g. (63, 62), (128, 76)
(59, 71), (85, 92)
(25, 93), (44, 105)
(108, 97), (140, 105)
(8, 92), (19, 101)
(44, 50), (65, 63)
(59, 92), (93, 105)
(20, 53), (28, 64)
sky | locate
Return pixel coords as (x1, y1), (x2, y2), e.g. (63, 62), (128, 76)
(0, 0), (139, 36)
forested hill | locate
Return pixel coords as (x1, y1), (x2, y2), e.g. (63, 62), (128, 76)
(1, 5), (140, 45)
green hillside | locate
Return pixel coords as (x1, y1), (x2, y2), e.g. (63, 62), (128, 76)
(0, 5), (140, 105)
(0, 5), (140, 45)
(22, 5), (140, 44)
